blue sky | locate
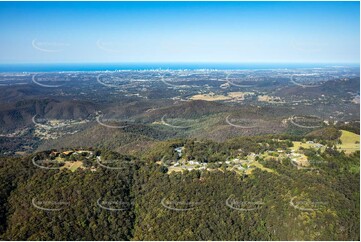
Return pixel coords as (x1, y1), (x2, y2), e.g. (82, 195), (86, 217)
(0, 1), (359, 64)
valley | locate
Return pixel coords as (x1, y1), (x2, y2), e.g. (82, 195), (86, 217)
(0, 67), (359, 156)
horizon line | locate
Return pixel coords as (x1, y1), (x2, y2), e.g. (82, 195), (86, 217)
(0, 61), (359, 65)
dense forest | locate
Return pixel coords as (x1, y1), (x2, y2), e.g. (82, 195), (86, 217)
(0, 133), (359, 241)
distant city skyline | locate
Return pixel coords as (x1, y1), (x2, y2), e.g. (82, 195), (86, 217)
(0, 1), (359, 64)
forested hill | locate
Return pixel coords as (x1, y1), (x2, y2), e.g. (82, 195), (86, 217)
(0, 136), (359, 240)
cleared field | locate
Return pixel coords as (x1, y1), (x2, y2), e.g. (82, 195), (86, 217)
(228, 92), (253, 100)
(61, 161), (84, 172)
(167, 166), (184, 173)
(250, 160), (275, 173)
(190, 92), (253, 102)
(292, 141), (315, 150)
(257, 95), (284, 103)
(190, 93), (231, 101)
(337, 130), (360, 154)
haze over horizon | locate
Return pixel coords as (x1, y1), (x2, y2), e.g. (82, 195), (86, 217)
(0, 1), (359, 64)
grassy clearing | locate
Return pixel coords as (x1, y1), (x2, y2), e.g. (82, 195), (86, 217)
(55, 156), (65, 162)
(189, 92), (253, 101)
(292, 141), (326, 152)
(251, 160), (275, 173)
(190, 94), (231, 101)
(292, 141), (314, 150)
(167, 166), (184, 174)
(61, 161), (84, 172)
(337, 130), (360, 154)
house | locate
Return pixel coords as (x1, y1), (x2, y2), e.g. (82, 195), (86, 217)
(174, 147), (183, 157)
(62, 151), (73, 156)
(189, 160), (200, 165)
(50, 151), (60, 156)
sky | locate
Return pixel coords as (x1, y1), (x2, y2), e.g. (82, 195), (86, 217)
(0, 1), (359, 64)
